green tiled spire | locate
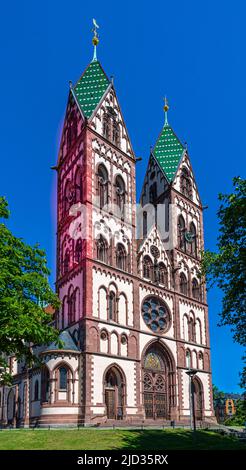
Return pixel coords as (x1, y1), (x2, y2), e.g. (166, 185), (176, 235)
(153, 123), (185, 182)
(73, 61), (110, 118)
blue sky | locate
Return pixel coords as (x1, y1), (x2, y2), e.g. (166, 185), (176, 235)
(0, 1), (245, 392)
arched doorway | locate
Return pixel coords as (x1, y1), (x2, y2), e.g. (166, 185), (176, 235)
(104, 366), (125, 420)
(192, 377), (203, 420)
(142, 343), (176, 420)
(7, 389), (15, 425)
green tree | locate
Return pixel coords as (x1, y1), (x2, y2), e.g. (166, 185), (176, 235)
(202, 177), (246, 389)
(213, 385), (225, 402)
(0, 197), (60, 384)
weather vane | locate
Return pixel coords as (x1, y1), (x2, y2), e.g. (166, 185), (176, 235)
(92, 19), (99, 62)
(163, 96), (169, 126)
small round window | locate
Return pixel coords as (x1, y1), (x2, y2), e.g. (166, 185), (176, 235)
(142, 297), (171, 333)
(100, 331), (107, 341)
(121, 335), (127, 345)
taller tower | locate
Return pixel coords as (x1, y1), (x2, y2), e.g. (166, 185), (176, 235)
(56, 26), (141, 424)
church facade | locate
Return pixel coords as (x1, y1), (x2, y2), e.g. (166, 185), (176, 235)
(0, 32), (215, 427)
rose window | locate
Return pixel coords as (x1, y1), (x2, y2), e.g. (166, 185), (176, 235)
(142, 297), (171, 333)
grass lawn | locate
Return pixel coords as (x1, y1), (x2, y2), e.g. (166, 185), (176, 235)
(0, 428), (245, 450)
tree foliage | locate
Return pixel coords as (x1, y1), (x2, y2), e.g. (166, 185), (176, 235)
(202, 177), (246, 389)
(213, 384), (225, 402)
(0, 197), (60, 384)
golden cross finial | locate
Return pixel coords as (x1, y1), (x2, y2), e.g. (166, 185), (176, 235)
(164, 96), (169, 112)
(92, 19), (99, 61)
(163, 96), (169, 125)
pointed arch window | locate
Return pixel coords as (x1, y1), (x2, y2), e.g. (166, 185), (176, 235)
(41, 367), (50, 403)
(159, 262), (168, 287)
(109, 291), (117, 321)
(188, 316), (196, 342)
(64, 180), (74, 214)
(143, 256), (154, 281)
(34, 380), (39, 401)
(189, 222), (197, 257)
(97, 164), (108, 210)
(62, 296), (67, 329)
(67, 112), (77, 150)
(96, 235), (108, 263)
(143, 211), (148, 238)
(63, 249), (70, 274)
(59, 367), (68, 391)
(198, 352), (204, 370)
(68, 287), (76, 324)
(180, 167), (192, 199)
(178, 215), (186, 251)
(186, 350), (191, 368)
(102, 113), (111, 140)
(115, 175), (125, 217)
(149, 183), (157, 204)
(112, 121), (120, 147)
(74, 167), (82, 203)
(192, 278), (200, 300)
(75, 239), (82, 264)
(116, 243), (127, 271)
(180, 273), (188, 296)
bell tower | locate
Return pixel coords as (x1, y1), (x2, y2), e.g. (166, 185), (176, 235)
(56, 22), (142, 424)
(139, 99), (214, 422)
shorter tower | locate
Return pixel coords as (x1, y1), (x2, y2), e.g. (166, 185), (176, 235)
(139, 100), (213, 422)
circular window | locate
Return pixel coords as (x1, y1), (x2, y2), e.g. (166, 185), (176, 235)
(121, 335), (127, 345)
(150, 245), (160, 258)
(142, 297), (171, 333)
(100, 331), (107, 341)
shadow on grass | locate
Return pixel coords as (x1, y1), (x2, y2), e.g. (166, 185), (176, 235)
(114, 429), (246, 451)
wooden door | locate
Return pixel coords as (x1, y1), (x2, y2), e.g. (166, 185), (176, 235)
(192, 380), (203, 420)
(105, 389), (115, 419)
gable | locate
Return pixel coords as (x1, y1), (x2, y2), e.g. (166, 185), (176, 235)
(138, 225), (172, 279)
(172, 152), (201, 206)
(89, 86), (135, 157)
(57, 93), (85, 164)
(140, 154), (169, 207)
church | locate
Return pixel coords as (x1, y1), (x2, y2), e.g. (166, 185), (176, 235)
(0, 25), (215, 427)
